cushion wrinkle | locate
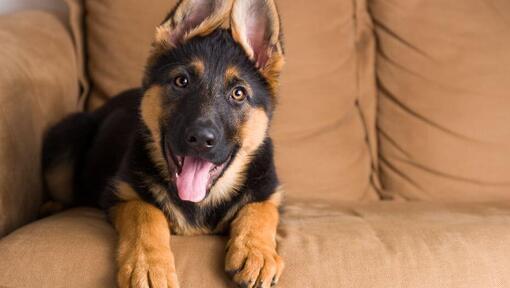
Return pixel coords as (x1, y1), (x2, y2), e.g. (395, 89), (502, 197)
(390, 154), (510, 186)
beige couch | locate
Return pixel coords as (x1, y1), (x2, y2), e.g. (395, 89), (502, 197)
(1, 0), (510, 287)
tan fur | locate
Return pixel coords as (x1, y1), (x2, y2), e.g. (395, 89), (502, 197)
(202, 108), (269, 207)
(226, 200), (284, 288)
(225, 65), (240, 83)
(261, 52), (285, 95)
(45, 157), (74, 205)
(140, 86), (172, 181)
(155, 25), (172, 45)
(239, 108), (270, 152)
(114, 180), (141, 201)
(112, 200), (180, 288)
(191, 58), (205, 76)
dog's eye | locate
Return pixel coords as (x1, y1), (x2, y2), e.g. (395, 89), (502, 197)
(174, 75), (189, 88)
(231, 87), (247, 102)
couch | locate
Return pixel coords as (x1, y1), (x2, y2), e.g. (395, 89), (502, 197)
(0, 0), (510, 287)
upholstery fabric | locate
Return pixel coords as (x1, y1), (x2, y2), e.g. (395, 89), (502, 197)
(0, 11), (78, 237)
(271, 0), (379, 202)
(65, 0), (90, 107)
(371, 0), (510, 201)
(80, 0), (380, 202)
(1, 202), (510, 287)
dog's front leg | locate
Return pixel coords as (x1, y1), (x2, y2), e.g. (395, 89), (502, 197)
(112, 200), (179, 288)
(226, 200), (284, 288)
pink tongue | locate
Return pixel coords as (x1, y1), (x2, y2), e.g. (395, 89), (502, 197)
(176, 157), (214, 202)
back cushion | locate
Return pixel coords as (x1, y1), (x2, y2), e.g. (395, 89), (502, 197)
(371, 0), (510, 201)
(83, 0), (379, 202)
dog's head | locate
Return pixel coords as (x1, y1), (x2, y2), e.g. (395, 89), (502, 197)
(141, 0), (284, 203)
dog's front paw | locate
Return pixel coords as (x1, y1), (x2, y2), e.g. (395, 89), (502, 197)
(225, 238), (284, 288)
(117, 247), (179, 288)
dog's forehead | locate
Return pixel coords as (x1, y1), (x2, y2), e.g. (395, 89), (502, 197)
(183, 30), (252, 73)
(187, 55), (246, 86)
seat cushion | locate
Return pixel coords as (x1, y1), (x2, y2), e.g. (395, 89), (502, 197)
(75, 0), (380, 202)
(0, 11), (78, 237)
(371, 0), (510, 201)
(1, 202), (510, 287)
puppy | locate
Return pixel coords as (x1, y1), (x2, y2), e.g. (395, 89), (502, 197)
(42, 0), (285, 287)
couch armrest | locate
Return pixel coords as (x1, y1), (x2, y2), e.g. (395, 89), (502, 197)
(0, 11), (79, 237)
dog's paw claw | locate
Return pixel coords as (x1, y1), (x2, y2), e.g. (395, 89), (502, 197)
(117, 249), (179, 288)
(225, 239), (284, 288)
(270, 276), (278, 287)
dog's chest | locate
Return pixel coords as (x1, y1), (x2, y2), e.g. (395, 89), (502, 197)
(158, 195), (246, 236)
(145, 180), (249, 235)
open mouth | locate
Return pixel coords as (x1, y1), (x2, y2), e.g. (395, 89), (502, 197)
(166, 147), (231, 203)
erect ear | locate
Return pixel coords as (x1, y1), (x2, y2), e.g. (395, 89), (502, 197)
(156, 0), (234, 46)
(230, 0), (284, 73)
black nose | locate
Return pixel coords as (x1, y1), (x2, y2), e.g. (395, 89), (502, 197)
(185, 127), (217, 151)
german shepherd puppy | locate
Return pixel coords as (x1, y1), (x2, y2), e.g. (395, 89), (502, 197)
(42, 0), (285, 287)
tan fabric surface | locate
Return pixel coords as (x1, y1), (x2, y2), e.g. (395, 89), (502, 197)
(1, 202), (510, 287)
(65, 0), (90, 108)
(271, 0), (379, 202)
(81, 0), (380, 202)
(83, 0), (173, 110)
(372, 0), (510, 201)
(0, 11), (78, 237)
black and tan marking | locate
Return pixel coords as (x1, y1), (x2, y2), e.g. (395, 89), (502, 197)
(42, 0), (285, 287)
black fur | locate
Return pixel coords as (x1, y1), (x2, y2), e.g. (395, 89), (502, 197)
(43, 29), (279, 233)
(43, 90), (141, 206)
